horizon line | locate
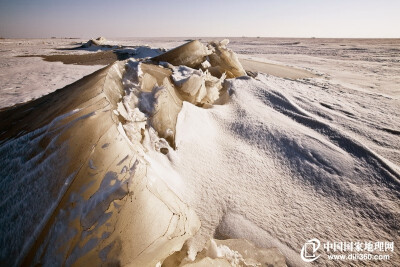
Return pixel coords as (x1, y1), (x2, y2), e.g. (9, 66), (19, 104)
(1, 36), (400, 40)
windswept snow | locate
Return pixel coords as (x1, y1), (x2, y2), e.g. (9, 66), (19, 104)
(144, 72), (399, 266)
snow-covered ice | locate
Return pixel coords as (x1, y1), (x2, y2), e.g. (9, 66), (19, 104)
(0, 37), (399, 266)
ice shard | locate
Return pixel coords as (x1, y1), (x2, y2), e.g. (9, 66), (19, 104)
(207, 39), (247, 78)
(171, 66), (226, 106)
(149, 77), (183, 148)
(151, 40), (212, 69)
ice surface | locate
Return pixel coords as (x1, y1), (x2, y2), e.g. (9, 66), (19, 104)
(0, 39), (104, 109)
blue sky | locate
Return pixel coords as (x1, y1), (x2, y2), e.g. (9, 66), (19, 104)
(0, 0), (399, 38)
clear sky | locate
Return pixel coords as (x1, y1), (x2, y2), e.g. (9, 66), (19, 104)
(0, 0), (399, 38)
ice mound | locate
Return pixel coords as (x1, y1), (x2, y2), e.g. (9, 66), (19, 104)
(82, 37), (107, 48)
(124, 39), (246, 147)
(2, 38), (400, 267)
(81, 36), (108, 47)
(0, 61), (200, 266)
(152, 39), (246, 78)
(0, 40), (288, 266)
(79, 36), (120, 50)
